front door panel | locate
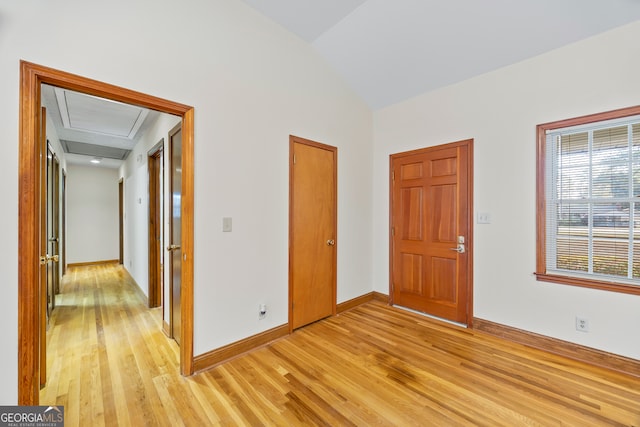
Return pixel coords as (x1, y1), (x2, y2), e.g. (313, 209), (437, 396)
(391, 140), (473, 324)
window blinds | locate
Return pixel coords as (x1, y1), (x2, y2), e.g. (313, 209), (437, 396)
(545, 116), (640, 285)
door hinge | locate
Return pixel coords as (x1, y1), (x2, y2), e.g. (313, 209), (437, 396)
(391, 227), (395, 236)
(392, 171), (395, 182)
(293, 154), (296, 165)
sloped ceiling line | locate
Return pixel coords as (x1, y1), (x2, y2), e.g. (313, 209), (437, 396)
(240, 0), (640, 109)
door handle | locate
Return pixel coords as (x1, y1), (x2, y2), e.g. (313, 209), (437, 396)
(326, 239), (335, 246)
(166, 244), (181, 251)
(449, 244), (465, 254)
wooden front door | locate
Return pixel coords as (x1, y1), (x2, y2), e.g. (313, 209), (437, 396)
(390, 139), (473, 325)
(289, 136), (337, 330)
(168, 124), (182, 344)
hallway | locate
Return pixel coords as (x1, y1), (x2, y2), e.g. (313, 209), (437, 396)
(40, 264), (185, 425)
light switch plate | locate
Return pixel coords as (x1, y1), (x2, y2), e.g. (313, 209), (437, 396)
(222, 217), (232, 232)
(477, 212), (491, 224)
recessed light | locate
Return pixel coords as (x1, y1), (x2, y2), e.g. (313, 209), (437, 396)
(90, 157), (102, 164)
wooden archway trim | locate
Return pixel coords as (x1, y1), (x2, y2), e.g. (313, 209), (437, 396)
(18, 60), (195, 404)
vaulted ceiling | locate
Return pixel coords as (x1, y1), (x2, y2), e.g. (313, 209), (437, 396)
(240, 0), (640, 109)
(41, 1), (640, 168)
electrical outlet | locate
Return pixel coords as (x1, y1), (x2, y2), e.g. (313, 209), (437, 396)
(576, 316), (589, 332)
(259, 304), (267, 320)
(222, 217), (232, 232)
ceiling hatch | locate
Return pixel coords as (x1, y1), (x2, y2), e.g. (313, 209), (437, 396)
(54, 87), (149, 139)
(60, 140), (131, 160)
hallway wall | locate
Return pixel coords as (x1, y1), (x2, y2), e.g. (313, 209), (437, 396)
(66, 165), (120, 264)
(120, 112), (180, 320)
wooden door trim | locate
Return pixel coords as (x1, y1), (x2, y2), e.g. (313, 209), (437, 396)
(147, 140), (164, 309)
(388, 138), (474, 325)
(288, 135), (338, 333)
(18, 60), (195, 405)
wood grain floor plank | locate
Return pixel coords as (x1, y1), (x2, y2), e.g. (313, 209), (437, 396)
(41, 265), (640, 426)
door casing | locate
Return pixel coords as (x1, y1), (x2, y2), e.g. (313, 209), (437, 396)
(18, 60), (195, 405)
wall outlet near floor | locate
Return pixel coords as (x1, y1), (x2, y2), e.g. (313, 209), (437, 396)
(576, 316), (589, 332)
(259, 304), (267, 320)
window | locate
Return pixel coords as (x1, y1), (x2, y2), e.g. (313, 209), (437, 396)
(536, 106), (640, 295)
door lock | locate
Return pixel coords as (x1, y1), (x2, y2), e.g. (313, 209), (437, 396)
(40, 254), (59, 264)
(449, 236), (466, 253)
(326, 239), (335, 246)
(449, 244), (465, 254)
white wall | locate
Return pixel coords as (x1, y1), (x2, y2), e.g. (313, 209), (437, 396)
(120, 112), (180, 315)
(373, 21), (640, 360)
(0, 0), (372, 403)
(66, 165), (119, 264)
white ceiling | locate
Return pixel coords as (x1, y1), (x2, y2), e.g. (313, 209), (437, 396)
(240, 0), (640, 109)
(41, 84), (160, 168)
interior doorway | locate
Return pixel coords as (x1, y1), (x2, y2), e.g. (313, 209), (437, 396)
(18, 61), (195, 405)
(148, 141), (164, 309)
(288, 135), (337, 330)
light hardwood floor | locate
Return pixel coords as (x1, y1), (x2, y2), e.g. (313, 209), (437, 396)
(41, 264), (640, 426)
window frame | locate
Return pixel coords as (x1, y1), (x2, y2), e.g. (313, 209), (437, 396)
(536, 105), (640, 296)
